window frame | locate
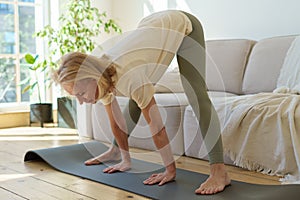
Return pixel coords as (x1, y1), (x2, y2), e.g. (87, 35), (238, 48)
(0, 0), (50, 112)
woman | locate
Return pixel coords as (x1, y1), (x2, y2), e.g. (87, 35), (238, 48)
(55, 10), (230, 194)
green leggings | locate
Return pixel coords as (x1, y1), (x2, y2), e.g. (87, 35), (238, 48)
(113, 11), (224, 164)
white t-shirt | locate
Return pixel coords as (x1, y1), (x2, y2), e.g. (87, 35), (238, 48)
(98, 10), (192, 109)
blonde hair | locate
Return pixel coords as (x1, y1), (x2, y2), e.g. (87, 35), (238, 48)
(54, 52), (116, 94)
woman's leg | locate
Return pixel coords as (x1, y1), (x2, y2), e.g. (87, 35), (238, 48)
(178, 12), (223, 165)
(177, 11), (230, 194)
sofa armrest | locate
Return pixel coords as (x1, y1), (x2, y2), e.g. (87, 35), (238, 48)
(76, 102), (94, 138)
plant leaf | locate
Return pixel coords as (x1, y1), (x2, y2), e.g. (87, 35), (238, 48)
(24, 53), (35, 64)
(31, 82), (38, 89)
(22, 85), (31, 93)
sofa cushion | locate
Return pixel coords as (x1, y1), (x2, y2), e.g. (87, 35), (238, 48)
(242, 35), (296, 94)
(206, 39), (255, 94)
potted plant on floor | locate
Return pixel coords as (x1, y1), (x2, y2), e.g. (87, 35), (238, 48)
(22, 53), (53, 128)
(34, 0), (122, 128)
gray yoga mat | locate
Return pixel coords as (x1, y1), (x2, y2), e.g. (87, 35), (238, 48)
(24, 141), (300, 200)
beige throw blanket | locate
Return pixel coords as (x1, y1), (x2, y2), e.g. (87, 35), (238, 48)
(215, 93), (300, 182)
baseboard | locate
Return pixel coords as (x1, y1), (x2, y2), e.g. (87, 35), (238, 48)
(0, 110), (58, 129)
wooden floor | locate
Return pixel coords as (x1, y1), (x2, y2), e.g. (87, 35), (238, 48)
(0, 127), (281, 200)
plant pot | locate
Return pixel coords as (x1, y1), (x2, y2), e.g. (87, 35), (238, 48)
(30, 103), (53, 127)
(57, 96), (77, 129)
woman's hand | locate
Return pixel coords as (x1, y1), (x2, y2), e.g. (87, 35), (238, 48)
(143, 169), (176, 186)
(103, 160), (131, 173)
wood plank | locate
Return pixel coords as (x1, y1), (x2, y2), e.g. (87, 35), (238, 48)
(0, 188), (26, 200)
(0, 167), (95, 200)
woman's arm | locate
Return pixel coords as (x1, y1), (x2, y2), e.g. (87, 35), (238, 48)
(102, 98), (131, 173)
(141, 97), (176, 185)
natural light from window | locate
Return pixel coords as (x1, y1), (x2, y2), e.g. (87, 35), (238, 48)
(0, 174), (35, 182)
(0, 0), (45, 111)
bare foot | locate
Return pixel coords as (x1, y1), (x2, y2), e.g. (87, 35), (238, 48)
(84, 145), (121, 165)
(195, 163), (231, 195)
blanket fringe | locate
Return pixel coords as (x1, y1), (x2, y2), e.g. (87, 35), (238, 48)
(224, 148), (283, 176)
(224, 149), (300, 184)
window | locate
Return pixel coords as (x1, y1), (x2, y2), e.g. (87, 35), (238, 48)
(0, 0), (45, 105)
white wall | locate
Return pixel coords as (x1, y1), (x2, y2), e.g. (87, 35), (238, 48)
(111, 0), (144, 32)
(184, 0), (300, 40)
(106, 0), (300, 41)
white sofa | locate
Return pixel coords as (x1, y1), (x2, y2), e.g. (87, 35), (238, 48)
(77, 35), (300, 180)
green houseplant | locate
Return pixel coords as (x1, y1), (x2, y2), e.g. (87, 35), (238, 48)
(34, 0), (121, 128)
(36, 0), (121, 70)
(22, 53), (53, 127)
